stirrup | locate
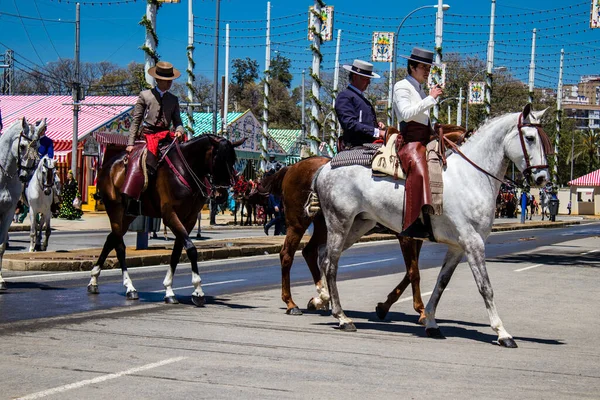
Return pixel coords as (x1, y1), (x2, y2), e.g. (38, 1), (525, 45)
(124, 196), (141, 217)
(306, 192), (321, 216)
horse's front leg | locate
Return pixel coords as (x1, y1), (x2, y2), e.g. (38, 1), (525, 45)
(41, 215), (51, 251)
(28, 211), (37, 252)
(376, 236), (426, 324)
(166, 212), (204, 307)
(423, 246), (464, 339)
(464, 240), (517, 348)
(0, 213), (13, 289)
(163, 239), (183, 304)
(304, 215), (330, 313)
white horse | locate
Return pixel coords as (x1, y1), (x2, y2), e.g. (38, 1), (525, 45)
(0, 118), (45, 290)
(539, 187), (550, 220)
(25, 155), (57, 251)
(311, 104), (550, 348)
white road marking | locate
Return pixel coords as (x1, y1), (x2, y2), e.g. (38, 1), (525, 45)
(151, 279), (246, 293)
(397, 290), (434, 303)
(583, 249), (599, 255)
(339, 257), (397, 269)
(17, 357), (187, 400)
(514, 263), (544, 272)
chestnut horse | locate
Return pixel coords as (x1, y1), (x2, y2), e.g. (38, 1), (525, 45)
(260, 156), (426, 322)
(89, 135), (243, 305)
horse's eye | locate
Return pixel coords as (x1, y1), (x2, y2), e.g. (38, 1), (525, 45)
(526, 135), (535, 143)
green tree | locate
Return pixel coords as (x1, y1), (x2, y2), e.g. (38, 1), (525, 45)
(270, 54), (293, 89)
(231, 57), (259, 89)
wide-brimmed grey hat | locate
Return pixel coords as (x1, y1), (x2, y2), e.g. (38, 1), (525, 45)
(342, 59), (381, 79)
(400, 47), (437, 65)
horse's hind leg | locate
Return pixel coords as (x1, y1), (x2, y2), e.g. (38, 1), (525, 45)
(375, 236), (426, 324)
(304, 214), (330, 312)
(115, 235), (138, 300)
(163, 239), (183, 304)
(88, 232), (119, 294)
(423, 246), (464, 339)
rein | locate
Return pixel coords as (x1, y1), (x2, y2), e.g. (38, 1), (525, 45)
(162, 138), (212, 198)
(442, 112), (549, 189)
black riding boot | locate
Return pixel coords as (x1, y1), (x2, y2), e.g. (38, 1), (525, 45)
(123, 194), (141, 217)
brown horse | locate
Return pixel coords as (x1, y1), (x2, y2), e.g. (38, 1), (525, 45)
(88, 135), (243, 306)
(260, 156), (426, 322)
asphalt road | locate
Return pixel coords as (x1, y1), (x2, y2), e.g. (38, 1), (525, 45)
(2, 222), (598, 323)
(0, 223), (598, 399)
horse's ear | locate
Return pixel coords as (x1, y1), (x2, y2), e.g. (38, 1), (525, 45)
(522, 103), (532, 120)
(231, 138), (247, 148)
(209, 136), (221, 147)
(21, 117), (28, 129)
(533, 107), (549, 121)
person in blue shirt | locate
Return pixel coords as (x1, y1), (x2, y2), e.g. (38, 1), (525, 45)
(335, 59), (386, 149)
(264, 193), (283, 236)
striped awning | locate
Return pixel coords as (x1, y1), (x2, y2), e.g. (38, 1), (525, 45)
(0, 95), (136, 143)
(568, 169), (600, 186)
(54, 150), (71, 164)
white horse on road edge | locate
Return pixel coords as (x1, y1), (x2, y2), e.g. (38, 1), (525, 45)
(25, 155), (58, 252)
(0, 118), (44, 290)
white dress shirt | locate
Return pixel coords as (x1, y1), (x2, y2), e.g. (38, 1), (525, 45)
(393, 75), (437, 125)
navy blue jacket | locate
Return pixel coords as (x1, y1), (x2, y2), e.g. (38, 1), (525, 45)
(335, 85), (378, 147)
(38, 135), (54, 159)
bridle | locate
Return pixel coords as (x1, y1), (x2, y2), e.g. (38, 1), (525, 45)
(517, 113), (552, 181)
(39, 160), (56, 194)
(0, 128), (38, 180)
(444, 112), (551, 188)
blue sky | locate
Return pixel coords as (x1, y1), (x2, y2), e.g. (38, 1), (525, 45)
(0, 0), (598, 88)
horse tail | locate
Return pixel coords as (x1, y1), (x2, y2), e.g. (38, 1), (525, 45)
(259, 166), (288, 196)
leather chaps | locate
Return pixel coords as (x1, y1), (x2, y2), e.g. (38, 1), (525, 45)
(399, 122), (434, 231)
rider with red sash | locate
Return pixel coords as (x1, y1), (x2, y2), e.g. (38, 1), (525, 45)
(122, 61), (185, 215)
(393, 47), (444, 239)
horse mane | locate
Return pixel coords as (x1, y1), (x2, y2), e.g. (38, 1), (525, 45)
(259, 166), (289, 196)
(459, 111), (519, 152)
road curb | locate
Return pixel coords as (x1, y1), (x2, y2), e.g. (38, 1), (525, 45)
(3, 220), (580, 272)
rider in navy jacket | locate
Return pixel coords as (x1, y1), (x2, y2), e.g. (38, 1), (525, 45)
(335, 59), (386, 149)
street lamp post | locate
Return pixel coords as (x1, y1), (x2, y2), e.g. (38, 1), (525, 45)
(390, 3), (450, 127)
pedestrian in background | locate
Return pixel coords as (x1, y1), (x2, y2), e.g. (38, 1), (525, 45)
(264, 193), (283, 236)
(58, 170), (83, 220)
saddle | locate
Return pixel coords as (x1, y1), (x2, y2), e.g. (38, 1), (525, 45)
(121, 142), (149, 199)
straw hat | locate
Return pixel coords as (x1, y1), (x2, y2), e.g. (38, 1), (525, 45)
(148, 61), (181, 81)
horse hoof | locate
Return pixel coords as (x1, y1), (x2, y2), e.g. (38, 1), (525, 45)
(498, 338), (518, 348)
(375, 303), (388, 320)
(0, 282), (7, 291)
(306, 298), (317, 311)
(425, 328), (446, 339)
(337, 322), (357, 332)
(87, 285), (99, 294)
(164, 296), (179, 305)
(286, 307), (303, 316)
(126, 291), (139, 300)
(417, 315), (427, 326)
(192, 295), (205, 307)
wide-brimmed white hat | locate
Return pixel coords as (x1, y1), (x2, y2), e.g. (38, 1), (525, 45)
(342, 59), (380, 79)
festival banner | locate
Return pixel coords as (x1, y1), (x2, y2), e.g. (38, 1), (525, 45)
(468, 81), (485, 105)
(591, 0), (600, 28)
(308, 6), (334, 41)
(371, 32), (394, 63)
(427, 63), (447, 88)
